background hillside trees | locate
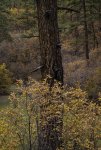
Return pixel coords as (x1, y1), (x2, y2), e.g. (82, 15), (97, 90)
(0, 1), (11, 42)
(0, 64), (12, 94)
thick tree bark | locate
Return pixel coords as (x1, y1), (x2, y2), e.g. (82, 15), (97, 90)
(36, 1), (63, 150)
(36, 0), (63, 83)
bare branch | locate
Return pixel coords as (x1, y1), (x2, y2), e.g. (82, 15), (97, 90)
(58, 7), (80, 13)
(30, 65), (44, 74)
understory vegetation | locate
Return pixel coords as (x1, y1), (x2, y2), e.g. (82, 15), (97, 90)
(0, 0), (101, 150)
(0, 79), (101, 150)
(0, 64), (12, 95)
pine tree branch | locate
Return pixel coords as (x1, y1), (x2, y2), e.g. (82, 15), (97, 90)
(58, 7), (80, 13)
(30, 65), (44, 74)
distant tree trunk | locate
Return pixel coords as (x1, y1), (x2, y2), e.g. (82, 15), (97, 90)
(89, 2), (99, 49)
(82, 0), (89, 60)
(98, 0), (101, 31)
(36, 0), (63, 150)
(91, 22), (98, 49)
(74, 13), (79, 55)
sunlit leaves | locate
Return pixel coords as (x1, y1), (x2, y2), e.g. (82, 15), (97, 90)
(0, 79), (101, 149)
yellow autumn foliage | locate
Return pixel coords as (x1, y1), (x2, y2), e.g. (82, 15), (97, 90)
(0, 79), (101, 150)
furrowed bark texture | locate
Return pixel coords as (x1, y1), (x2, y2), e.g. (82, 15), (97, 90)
(36, 0), (63, 83)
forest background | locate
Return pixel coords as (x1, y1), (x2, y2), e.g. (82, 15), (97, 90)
(0, 0), (101, 150)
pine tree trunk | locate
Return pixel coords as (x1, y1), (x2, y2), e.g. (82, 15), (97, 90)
(36, 1), (63, 150)
(36, 0), (63, 83)
(82, 0), (89, 60)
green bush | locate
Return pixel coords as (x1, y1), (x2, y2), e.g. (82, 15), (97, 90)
(85, 67), (101, 99)
(0, 63), (12, 94)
